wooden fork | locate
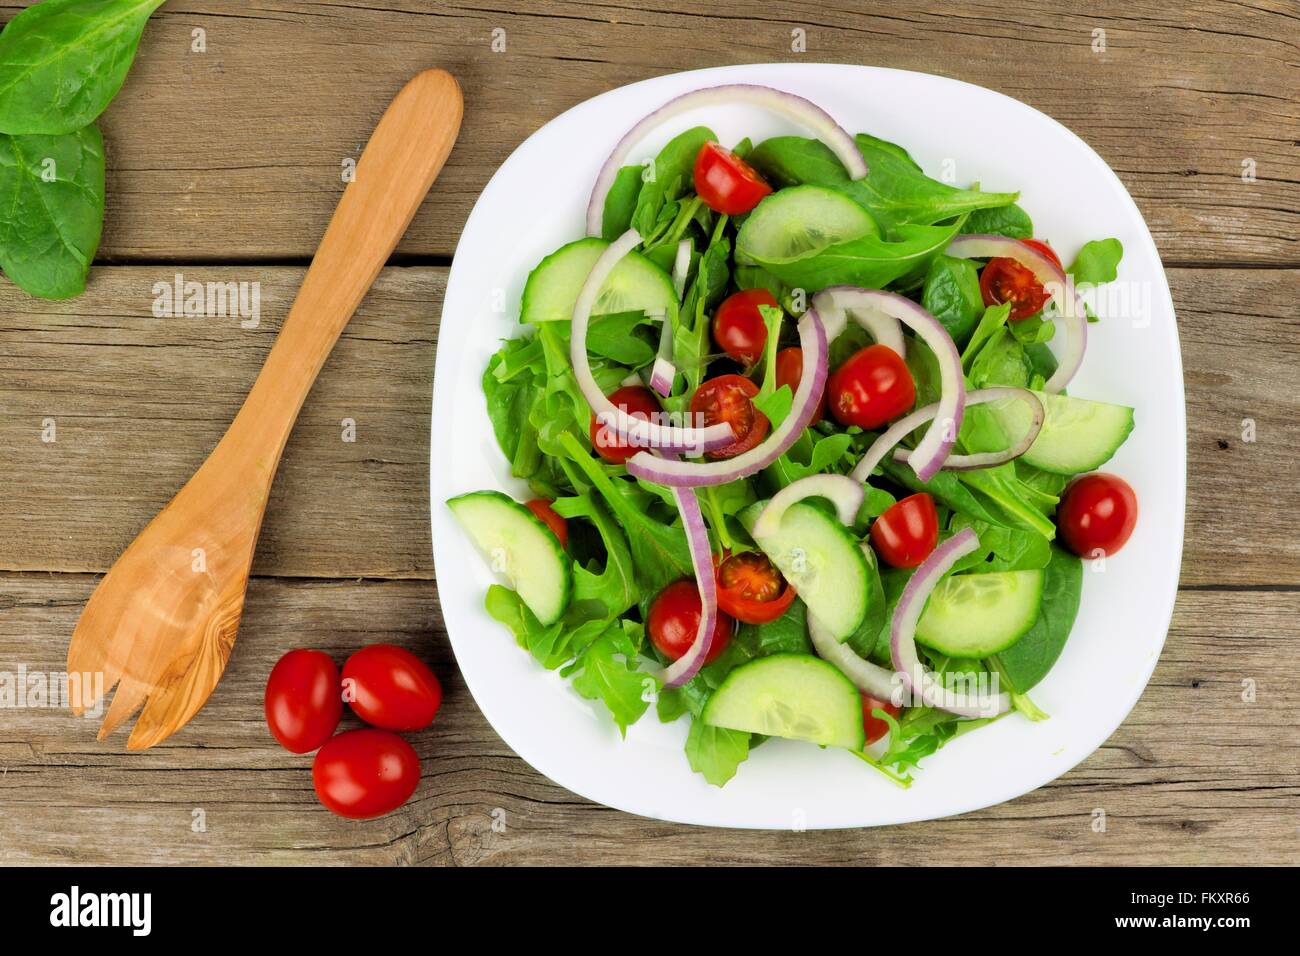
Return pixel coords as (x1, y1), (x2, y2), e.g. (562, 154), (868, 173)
(67, 69), (463, 749)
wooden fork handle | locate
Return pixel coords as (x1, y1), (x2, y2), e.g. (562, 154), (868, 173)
(229, 69), (463, 466)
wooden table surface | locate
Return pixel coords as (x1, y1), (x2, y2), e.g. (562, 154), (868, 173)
(1, 0), (1297, 866)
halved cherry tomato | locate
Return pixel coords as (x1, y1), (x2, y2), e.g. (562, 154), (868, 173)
(342, 644), (443, 732)
(589, 385), (660, 464)
(693, 141), (772, 215)
(264, 648), (343, 754)
(827, 344), (915, 430)
(1022, 238), (1062, 269)
(712, 289), (777, 365)
(1057, 472), (1138, 558)
(647, 579), (734, 664)
(312, 728), (420, 819)
(862, 694), (902, 745)
(690, 374), (769, 460)
(980, 257), (1050, 320)
(714, 551), (796, 624)
(525, 498), (568, 549)
(775, 346), (825, 426)
(870, 493), (939, 569)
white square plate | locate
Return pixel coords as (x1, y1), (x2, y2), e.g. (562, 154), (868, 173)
(429, 64), (1184, 828)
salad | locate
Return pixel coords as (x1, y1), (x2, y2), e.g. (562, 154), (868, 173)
(448, 84), (1137, 787)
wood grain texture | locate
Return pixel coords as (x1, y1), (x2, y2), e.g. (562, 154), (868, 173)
(0, 574), (1294, 865)
(11, 0), (1292, 264)
(2, 266), (1297, 585)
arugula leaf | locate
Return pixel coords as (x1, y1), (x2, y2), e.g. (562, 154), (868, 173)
(0, 0), (167, 135)
(1067, 238), (1123, 285)
(765, 430), (854, 488)
(0, 126), (105, 299)
(552, 477), (639, 617)
(601, 165), (643, 240)
(570, 624), (654, 736)
(685, 720), (751, 786)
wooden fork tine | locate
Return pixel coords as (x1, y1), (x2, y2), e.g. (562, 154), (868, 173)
(97, 675), (150, 740)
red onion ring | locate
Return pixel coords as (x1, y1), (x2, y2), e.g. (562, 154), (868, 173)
(812, 285), (907, 357)
(752, 474), (864, 540)
(585, 84), (868, 236)
(889, 528), (1011, 718)
(572, 229), (734, 453)
(657, 485), (719, 688)
(808, 609), (899, 702)
(626, 308), (829, 487)
(945, 235), (1088, 394)
(818, 289), (964, 482)
(671, 238), (690, 298)
(850, 387), (1045, 482)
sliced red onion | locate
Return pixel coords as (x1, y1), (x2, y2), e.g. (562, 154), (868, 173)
(657, 485), (718, 688)
(585, 84), (867, 236)
(945, 235), (1087, 394)
(812, 285), (907, 357)
(671, 238), (690, 299)
(808, 610), (899, 702)
(649, 299), (676, 396)
(573, 229), (734, 453)
(752, 474), (864, 540)
(626, 309), (829, 487)
(890, 528), (1011, 718)
(822, 289), (963, 482)
(850, 387), (1044, 482)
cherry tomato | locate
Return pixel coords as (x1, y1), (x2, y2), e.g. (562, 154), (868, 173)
(870, 493), (939, 569)
(1057, 472), (1138, 558)
(827, 344), (915, 430)
(980, 257), (1050, 320)
(525, 498), (568, 549)
(775, 346), (825, 426)
(342, 644), (443, 732)
(712, 289), (777, 365)
(693, 141), (772, 215)
(312, 728), (420, 819)
(690, 374), (769, 460)
(714, 551), (796, 624)
(647, 579), (735, 665)
(589, 385), (660, 464)
(264, 648), (342, 754)
(1021, 238), (1062, 269)
(861, 694), (902, 745)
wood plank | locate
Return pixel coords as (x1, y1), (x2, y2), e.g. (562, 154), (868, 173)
(0, 574), (1294, 865)
(7, 0), (1292, 265)
(3, 266), (1298, 585)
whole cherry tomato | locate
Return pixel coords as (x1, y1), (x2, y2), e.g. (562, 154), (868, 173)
(589, 385), (660, 464)
(647, 579), (735, 664)
(870, 493), (939, 569)
(264, 648), (342, 754)
(1057, 472), (1138, 558)
(693, 141), (772, 215)
(312, 728), (420, 819)
(342, 644), (443, 732)
(712, 288), (778, 365)
(828, 344), (916, 429)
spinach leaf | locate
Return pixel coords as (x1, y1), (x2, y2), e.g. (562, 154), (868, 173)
(921, 254), (983, 345)
(754, 220), (965, 292)
(1067, 238), (1123, 285)
(632, 126), (714, 244)
(964, 202), (1033, 239)
(968, 328), (1032, 388)
(844, 547), (888, 660)
(0, 0), (167, 135)
(586, 311), (656, 366)
(961, 302), (1011, 371)
(0, 125), (104, 299)
(989, 545), (1082, 691)
(601, 165), (643, 240)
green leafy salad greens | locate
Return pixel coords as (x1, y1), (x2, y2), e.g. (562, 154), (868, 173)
(459, 118), (1128, 788)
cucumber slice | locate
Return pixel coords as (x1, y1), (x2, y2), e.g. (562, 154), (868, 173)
(986, 390), (1134, 476)
(736, 184), (879, 264)
(447, 491), (572, 625)
(520, 237), (678, 325)
(703, 654), (866, 750)
(915, 569), (1044, 657)
(740, 501), (870, 640)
